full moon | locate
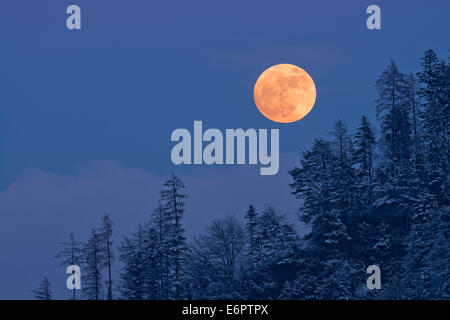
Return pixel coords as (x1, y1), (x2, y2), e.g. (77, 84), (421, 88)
(253, 64), (317, 123)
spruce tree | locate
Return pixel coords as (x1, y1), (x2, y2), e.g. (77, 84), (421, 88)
(55, 233), (82, 300)
(407, 74), (426, 177)
(32, 277), (52, 300)
(417, 49), (449, 204)
(250, 206), (300, 299)
(119, 224), (159, 299)
(373, 60), (415, 296)
(353, 116), (376, 205)
(82, 229), (105, 300)
(160, 173), (188, 298)
(289, 139), (335, 225)
(374, 60), (414, 224)
(329, 120), (356, 212)
(151, 200), (172, 299)
(244, 205), (258, 261)
(99, 214), (114, 300)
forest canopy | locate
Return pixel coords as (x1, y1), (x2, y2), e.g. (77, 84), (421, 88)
(44, 49), (449, 300)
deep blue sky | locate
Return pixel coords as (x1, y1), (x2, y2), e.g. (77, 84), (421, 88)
(0, 0), (448, 299)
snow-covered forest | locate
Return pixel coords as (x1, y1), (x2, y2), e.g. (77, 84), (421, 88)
(34, 49), (449, 300)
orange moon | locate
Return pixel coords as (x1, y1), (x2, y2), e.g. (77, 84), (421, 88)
(253, 64), (316, 123)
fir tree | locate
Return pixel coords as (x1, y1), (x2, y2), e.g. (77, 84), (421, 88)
(82, 229), (105, 300)
(32, 277), (52, 300)
(151, 200), (172, 299)
(375, 60), (412, 167)
(417, 49), (449, 204)
(289, 139), (335, 225)
(353, 116), (376, 205)
(329, 120), (356, 212)
(403, 194), (450, 299)
(407, 74), (426, 177)
(99, 214), (114, 300)
(55, 233), (82, 300)
(119, 224), (159, 299)
(160, 173), (188, 298)
(373, 60), (414, 271)
(244, 205), (258, 261)
(246, 206), (300, 299)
